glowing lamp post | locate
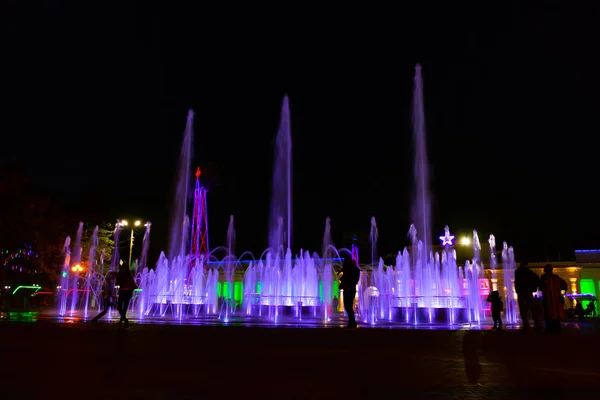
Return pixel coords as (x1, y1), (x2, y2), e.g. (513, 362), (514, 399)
(120, 219), (143, 270)
(460, 237), (471, 246)
(71, 264), (84, 273)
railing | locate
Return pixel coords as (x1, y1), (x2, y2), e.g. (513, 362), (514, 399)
(146, 293), (209, 305)
(389, 295), (466, 308)
(243, 293), (320, 307)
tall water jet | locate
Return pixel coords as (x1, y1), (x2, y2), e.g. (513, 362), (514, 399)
(369, 217), (378, 267)
(321, 217), (333, 260)
(321, 217), (334, 321)
(88, 226), (99, 275)
(138, 222), (152, 275)
(110, 221), (122, 272)
(69, 222), (84, 315)
(411, 64), (432, 263)
(502, 242), (518, 324)
(224, 215), (236, 321)
(83, 226), (98, 317)
(100, 249), (105, 273)
(268, 95), (292, 254)
(58, 236), (71, 316)
(168, 109), (194, 261)
(472, 230), (481, 264)
(488, 234), (497, 285)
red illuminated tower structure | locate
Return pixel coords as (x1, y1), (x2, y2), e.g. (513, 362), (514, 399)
(190, 167), (209, 269)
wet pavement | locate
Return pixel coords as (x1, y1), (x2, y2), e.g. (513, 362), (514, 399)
(1, 316), (599, 399)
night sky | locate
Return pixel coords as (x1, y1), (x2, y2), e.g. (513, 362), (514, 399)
(3, 2), (600, 263)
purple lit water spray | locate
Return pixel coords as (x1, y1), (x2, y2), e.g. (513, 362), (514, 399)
(502, 242), (518, 324)
(110, 221), (122, 272)
(138, 222), (151, 276)
(321, 217), (334, 322)
(224, 215), (235, 322)
(83, 225), (98, 317)
(411, 64), (432, 264)
(268, 96), (292, 255)
(57, 236), (71, 316)
(69, 222), (84, 315)
(168, 109), (194, 261)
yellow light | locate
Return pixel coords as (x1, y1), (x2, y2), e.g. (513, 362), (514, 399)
(71, 264), (83, 273)
(121, 220), (128, 226)
(460, 237), (471, 246)
(135, 220), (141, 227)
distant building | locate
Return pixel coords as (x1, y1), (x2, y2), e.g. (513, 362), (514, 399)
(482, 248), (600, 301)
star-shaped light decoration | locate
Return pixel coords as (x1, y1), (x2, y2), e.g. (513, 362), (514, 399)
(439, 225), (455, 246)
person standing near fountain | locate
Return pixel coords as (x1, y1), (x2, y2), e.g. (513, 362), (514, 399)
(514, 262), (541, 333)
(116, 265), (137, 326)
(339, 258), (360, 329)
(540, 264), (567, 334)
(486, 291), (503, 330)
(90, 272), (116, 323)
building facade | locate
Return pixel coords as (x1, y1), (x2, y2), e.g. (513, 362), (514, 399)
(483, 250), (600, 302)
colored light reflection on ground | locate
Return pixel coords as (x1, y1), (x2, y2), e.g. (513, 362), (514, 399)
(6, 311), (39, 323)
(1, 308), (514, 330)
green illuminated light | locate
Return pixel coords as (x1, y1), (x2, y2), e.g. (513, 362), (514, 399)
(580, 279), (597, 307)
(319, 281), (324, 303)
(234, 282), (243, 303)
(12, 286), (42, 296)
(213, 280), (339, 303)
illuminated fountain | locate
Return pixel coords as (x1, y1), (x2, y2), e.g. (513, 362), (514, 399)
(69, 222), (84, 315)
(50, 67), (519, 328)
(57, 236), (71, 316)
(502, 242), (518, 324)
(82, 226), (98, 318)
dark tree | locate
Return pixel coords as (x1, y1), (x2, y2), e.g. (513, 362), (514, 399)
(0, 164), (70, 282)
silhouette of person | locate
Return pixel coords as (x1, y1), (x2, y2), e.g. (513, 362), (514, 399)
(540, 264), (567, 334)
(115, 265), (137, 326)
(487, 290), (503, 330)
(575, 301), (584, 320)
(514, 261), (541, 332)
(91, 272), (116, 323)
(586, 301), (596, 317)
(339, 258), (360, 329)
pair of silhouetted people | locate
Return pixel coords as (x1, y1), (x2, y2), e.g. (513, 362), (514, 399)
(514, 261), (541, 332)
(91, 265), (137, 326)
(339, 258), (361, 329)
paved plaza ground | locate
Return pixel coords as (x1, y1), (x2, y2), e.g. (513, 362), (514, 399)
(1, 315), (599, 399)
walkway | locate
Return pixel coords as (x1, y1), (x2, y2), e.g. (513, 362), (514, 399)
(0, 318), (598, 398)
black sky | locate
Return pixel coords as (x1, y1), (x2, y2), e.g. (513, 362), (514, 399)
(3, 2), (600, 263)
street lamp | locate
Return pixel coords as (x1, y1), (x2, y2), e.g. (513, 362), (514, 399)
(71, 263), (83, 273)
(120, 219), (143, 270)
(460, 237), (471, 246)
